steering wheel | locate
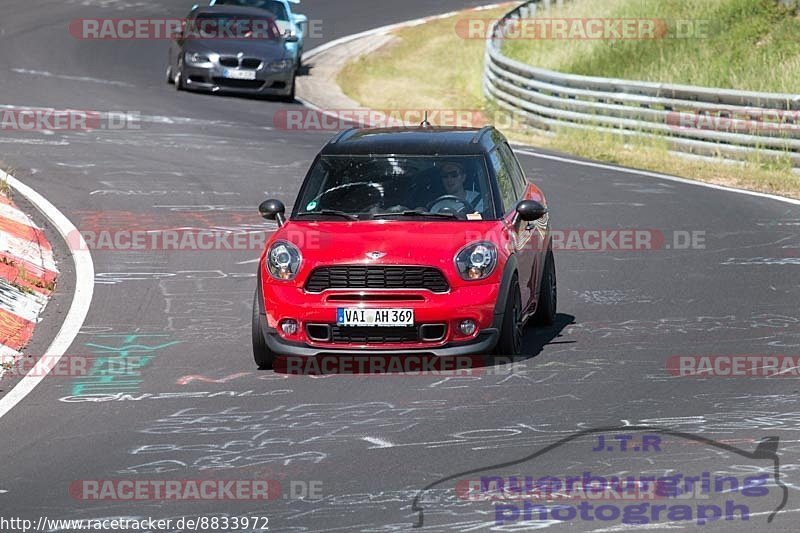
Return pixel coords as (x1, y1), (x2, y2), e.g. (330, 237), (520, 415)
(427, 195), (474, 214)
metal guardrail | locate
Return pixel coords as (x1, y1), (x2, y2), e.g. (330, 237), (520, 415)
(484, 0), (800, 166)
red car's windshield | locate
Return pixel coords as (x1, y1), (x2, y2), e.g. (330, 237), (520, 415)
(294, 155), (495, 221)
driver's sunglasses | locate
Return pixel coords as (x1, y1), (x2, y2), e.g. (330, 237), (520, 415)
(443, 169), (462, 178)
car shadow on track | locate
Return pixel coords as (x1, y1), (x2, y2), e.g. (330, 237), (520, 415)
(521, 312), (576, 358)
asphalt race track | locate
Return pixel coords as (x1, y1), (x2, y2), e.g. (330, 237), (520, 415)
(1, 1), (800, 531)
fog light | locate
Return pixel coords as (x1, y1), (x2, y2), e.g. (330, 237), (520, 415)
(281, 319), (298, 335)
(459, 319), (477, 335)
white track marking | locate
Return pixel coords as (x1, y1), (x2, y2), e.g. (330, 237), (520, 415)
(514, 149), (800, 206)
(302, 3), (512, 61)
(0, 170), (94, 420)
(362, 437), (396, 448)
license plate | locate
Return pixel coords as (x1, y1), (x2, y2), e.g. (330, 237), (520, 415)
(337, 308), (414, 327)
(222, 69), (256, 80)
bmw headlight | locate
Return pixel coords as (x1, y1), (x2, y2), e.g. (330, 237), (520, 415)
(185, 52), (213, 66)
(455, 242), (497, 281)
(267, 241), (302, 280)
(267, 59), (294, 71)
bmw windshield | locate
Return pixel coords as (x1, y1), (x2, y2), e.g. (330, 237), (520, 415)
(212, 0), (290, 21)
(292, 155), (495, 221)
(189, 13), (281, 40)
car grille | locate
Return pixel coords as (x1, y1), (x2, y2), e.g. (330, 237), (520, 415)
(212, 77), (265, 90)
(218, 56), (262, 69)
(305, 266), (449, 293)
(241, 58), (263, 69)
(330, 326), (418, 344)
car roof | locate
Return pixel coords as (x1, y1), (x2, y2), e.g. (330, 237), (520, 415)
(192, 5), (278, 18)
(319, 126), (506, 156)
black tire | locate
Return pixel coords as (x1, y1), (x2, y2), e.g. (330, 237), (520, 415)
(532, 249), (557, 326)
(252, 288), (276, 369)
(281, 74), (296, 102)
(494, 274), (523, 356)
(174, 61), (185, 91)
(166, 65), (174, 84)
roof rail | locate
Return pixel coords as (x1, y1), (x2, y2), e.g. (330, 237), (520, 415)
(329, 127), (358, 144)
(471, 125), (493, 144)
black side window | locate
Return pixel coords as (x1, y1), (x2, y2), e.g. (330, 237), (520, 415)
(489, 149), (517, 214)
(498, 143), (527, 198)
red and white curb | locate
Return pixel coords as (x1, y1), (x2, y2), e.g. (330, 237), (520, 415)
(0, 192), (58, 378)
(0, 170), (92, 419)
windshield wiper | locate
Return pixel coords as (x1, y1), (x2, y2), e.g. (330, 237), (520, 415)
(372, 209), (458, 219)
(294, 210), (358, 220)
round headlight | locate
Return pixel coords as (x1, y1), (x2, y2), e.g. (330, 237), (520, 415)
(267, 241), (302, 280)
(455, 241), (497, 281)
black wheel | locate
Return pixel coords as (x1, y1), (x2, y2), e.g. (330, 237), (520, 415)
(174, 61), (185, 91)
(532, 249), (557, 326)
(166, 65), (174, 84)
(494, 274), (523, 356)
(252, 288), (276, 369)
(281, 74), (296, 102)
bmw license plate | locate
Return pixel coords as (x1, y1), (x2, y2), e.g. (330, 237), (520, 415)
(222, 69), (256, 80)
(337, 308), (414, 327)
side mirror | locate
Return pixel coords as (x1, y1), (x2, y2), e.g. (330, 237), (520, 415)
(516, 200), (547, 221)
(293, 13), (308, 29)
(284, 32), (299, 43)
(259, 199), (286, 226)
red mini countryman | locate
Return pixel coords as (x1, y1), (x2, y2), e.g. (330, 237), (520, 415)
(252, 126), (556, 368)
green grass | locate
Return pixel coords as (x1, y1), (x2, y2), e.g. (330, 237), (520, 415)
(503, 0), (800, 93)
(338, 7), (505, 111)
(337, 3), (800, 198)
(0, 161), (12, 196)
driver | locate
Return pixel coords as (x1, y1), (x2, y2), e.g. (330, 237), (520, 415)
(440, 161), (483, 212)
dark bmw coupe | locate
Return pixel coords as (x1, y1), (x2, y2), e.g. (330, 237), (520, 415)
(167, 5), (298, 100)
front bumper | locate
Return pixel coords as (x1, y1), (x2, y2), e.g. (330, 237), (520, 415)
(260, 279), (504, 355)
(262, 322), (500, 357)
(182, 64), (294, 95)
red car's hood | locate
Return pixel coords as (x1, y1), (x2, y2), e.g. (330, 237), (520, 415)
(273, 220), (505, 267)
